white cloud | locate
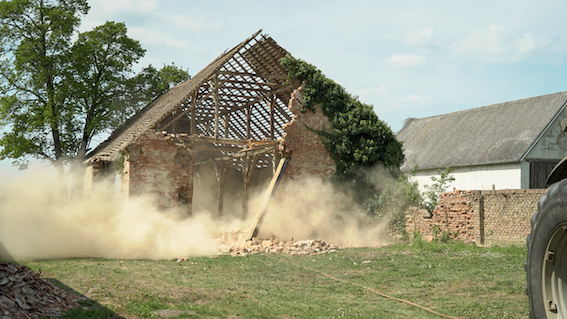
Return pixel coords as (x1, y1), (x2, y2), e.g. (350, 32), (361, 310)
(167, 15), (223, 31)
(450, 25), (550, 63)
(383, 27), (436, 47)
(401, 27), (435, 46)
(97, 0), (158, 15)
(128, 27), (207, 54)
(380, 53), (427, 68)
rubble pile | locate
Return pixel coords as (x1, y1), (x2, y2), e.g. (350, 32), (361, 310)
(0, 263), (79, 319)
(214, 231), (339, 257)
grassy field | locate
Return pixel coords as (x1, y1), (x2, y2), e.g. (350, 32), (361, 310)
(15, 238), (528, 319)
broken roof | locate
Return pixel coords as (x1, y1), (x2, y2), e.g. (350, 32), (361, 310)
(87, 30), (296, 162)
(397, 91), (567, 171)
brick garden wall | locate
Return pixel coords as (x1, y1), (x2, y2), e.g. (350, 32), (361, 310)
(122, 130), (194, 214)
(405, 189), (546, 246)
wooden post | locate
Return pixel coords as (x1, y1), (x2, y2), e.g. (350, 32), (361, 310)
(241, 154), (258, 219)
(269, 94), (275, 140)
(246, 105), (251, 139)
(205, 121), (211, 136)
(212, 73), (220, 139)
(215, 159), (229, 217)
(224, 112), (230, 138)
(190, 90), (197, 135)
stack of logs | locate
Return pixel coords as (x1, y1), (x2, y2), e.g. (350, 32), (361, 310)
(214, 231), (339, 257)
(0, 263), (79, 319)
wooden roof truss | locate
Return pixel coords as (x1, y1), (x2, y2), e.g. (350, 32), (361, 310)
(154, 33), (296, 171)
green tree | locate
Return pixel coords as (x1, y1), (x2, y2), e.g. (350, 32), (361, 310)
(0, 0), (89, 173)
(113, 63), (190, 125)
(67, 21), (145, 162)
(0, 1), (187, 178)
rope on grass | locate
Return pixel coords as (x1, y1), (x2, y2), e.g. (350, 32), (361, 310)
(293, 261), (461, 319)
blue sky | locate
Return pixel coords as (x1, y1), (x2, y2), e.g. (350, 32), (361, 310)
(2, 0), (567, 173)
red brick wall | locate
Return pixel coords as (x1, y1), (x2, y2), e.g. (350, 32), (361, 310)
(122, 130), (193, 213)
(405, 189), (546, 246)
(280, 87), (336, 183)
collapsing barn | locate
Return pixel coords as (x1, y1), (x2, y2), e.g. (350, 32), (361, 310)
(85, 30), (336, 218)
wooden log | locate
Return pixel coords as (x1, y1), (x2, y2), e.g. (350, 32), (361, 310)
(245, 157), (290, 240)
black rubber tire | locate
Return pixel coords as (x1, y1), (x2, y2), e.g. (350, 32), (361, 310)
(526, 179), (567, 318)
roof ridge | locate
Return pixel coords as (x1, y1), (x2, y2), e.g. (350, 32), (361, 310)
(417, 91), (567, 121)
(398, 91), (567, 170)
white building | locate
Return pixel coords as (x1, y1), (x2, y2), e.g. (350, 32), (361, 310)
(397, 91), (567, 191)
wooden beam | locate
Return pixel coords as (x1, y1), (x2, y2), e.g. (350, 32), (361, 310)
(212, 73), (220, 139)
(245, 157), (290, 239)
(157, 89), (209, 132)
(269, 94), (275, 140)
(224, 112), (230, 138)
(191, 90), (198, 135)
(231, 145), (276, 159)
(225, 85), (295, 116)
(215, 159), (230, 217)
(219, 79), (283, 88)
(242, 154), (259, 220)
(185, 136), (278, 146)
(246, 105), (251, 139)
(193, 144), (242, 152)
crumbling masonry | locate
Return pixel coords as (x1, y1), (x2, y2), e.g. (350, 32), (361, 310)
(85, 31), (336, 218)
(405, 189), (546, 246)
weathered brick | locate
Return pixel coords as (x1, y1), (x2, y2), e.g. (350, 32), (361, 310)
(405, 189), (546, 246)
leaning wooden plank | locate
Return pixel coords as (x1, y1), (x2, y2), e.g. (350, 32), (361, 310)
(245, 157), (291, 240)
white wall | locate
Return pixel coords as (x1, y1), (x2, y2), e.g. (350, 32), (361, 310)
(410, 162), (523, 192)
(525, 110), (567, 160)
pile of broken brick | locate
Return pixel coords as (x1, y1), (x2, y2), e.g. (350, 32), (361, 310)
(214, 231), (339, 257)
(0, 263), (79, 319)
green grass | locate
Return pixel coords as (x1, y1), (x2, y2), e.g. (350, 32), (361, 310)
(16, 239), (528, 319)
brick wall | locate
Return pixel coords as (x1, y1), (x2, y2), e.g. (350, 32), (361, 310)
(111, 87), (336, 214)
(405, 189), (546, 246)
(122, 130), (194, 214)
(280, 87), (336, 183)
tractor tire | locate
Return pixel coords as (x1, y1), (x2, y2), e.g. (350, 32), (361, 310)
(526, 179), (567, 318)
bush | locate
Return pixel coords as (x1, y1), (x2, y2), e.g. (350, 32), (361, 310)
(423, 167), (455, 214)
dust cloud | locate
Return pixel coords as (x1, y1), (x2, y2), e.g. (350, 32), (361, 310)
(256, 175), (394, 247)
(0, 164), (403, 261)
(0, 168), (225, 261)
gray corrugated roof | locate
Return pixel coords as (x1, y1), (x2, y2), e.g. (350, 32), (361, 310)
(397, 91), (567, 171)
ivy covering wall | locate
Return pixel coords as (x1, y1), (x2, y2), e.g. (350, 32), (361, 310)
(281, 56), (403, 175)
(280, 56), (409, 219)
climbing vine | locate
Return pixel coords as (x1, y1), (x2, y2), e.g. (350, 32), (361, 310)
(280, 55), (408, 216)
